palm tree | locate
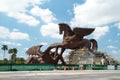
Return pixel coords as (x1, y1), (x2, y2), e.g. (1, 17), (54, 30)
(8, 49), (13, 54)
(8, 48), (18, 64)
(8, 49), (13, 63)
(12, 48), (18, 63)
(1, 45), (8, 59)
(12, 48), (18, 55)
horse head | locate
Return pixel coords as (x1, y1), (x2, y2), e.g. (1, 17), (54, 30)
(58, 23), (64, 34)
(58, 23), (74, 37)
(58, 23), (69, 34)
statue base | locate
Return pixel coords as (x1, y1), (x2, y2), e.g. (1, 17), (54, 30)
(68, 49), (119, 65)
(68, 49), (94, 64)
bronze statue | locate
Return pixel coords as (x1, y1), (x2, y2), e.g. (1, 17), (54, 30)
(48, 23), (98, 57)
(26, 23), (98, 65)
(26, 45), (66, 65)
(59, 23), (97, 50)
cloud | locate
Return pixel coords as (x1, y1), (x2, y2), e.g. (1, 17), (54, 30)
(0, 0), (45, 26)
(40, 23), (62, 39)
(71, 0), (120, 27)
(114, 22), (120, 29)
(117, 33), (120, 36)
(0, 0), (57, 26)
(0, 26), (9, 39)
(107, 45), (117, 49)
(0, 26), (30, 40)
(9, 31), (30, 40)
(111, 50), (120, 54)
(92, 26), (109, 39)
(23, 48), (29, 51)
(1, 41), (22, 46)
(30, 6), (56, 23)
(40, 42), (48, 45)
(0, 0), (43, 13)
(8, 12), (40, 26)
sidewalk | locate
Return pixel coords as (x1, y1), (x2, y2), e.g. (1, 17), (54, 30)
(0, 70), (120, 77)
(0, 70), (120, 80)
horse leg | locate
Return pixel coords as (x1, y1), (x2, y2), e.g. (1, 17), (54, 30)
(58, 55), (66, 65)
(84, 40), (91, 50)
(54, 47), (66, 65)
(54, 46), (64, 58)
(54, 47), (58, 58)
(59, 48), (66, 65)
(90, 39), (98, 50)
(80, 39), (91, 50)
(60, 48), (65, 55)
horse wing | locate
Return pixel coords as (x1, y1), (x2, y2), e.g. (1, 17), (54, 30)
(73, 27), (95, 37)
(26, 45), (43, 55)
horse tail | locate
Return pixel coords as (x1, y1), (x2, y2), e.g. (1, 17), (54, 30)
(90, 39), (98, 51)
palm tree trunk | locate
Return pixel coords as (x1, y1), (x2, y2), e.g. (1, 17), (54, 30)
(3, 50), (5, 59)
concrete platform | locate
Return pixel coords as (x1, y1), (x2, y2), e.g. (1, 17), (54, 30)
(0, 70), (120, 80)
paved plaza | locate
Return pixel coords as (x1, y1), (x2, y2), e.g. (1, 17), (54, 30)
(0, 70), (120, 80)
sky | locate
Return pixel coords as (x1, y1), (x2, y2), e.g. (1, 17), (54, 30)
(0, 0), (120, 60)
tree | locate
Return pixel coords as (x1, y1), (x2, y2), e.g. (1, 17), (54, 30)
(3, 58), (8, 64)
(8, 48), (18, 64)
(12, 48), (18, 64)
(12, 48), (18, 55)
(16, 58), (25, 64)
(8, 49), (13, 63)
(8, 49), (13, 55)
(1, 45), (8, 59)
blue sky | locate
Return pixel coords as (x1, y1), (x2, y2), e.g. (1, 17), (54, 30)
(0, 0), (120, 60)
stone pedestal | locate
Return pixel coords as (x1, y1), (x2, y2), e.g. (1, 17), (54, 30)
(68, 49), (94, 64)
(68, 49), (119, 65)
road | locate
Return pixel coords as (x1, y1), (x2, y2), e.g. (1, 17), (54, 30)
(0, 70), (120, 80)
